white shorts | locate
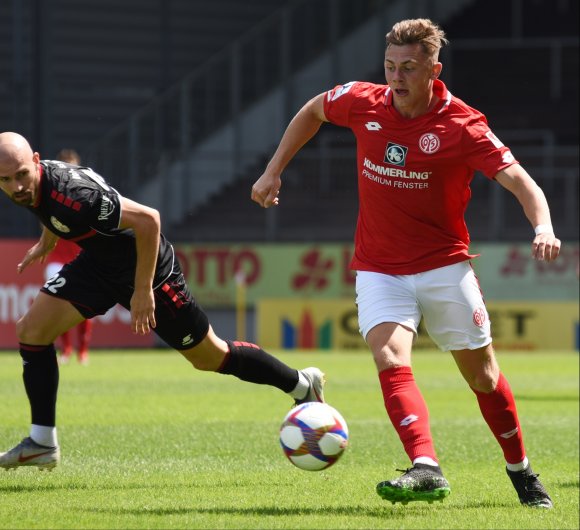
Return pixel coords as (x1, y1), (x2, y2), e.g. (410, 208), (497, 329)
(355, 261), (491, 352)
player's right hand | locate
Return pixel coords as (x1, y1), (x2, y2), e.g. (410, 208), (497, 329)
(129, 288), (156, 335)
(251, 173), (281, 208)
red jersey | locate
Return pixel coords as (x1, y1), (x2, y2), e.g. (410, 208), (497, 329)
(323, 80), (517, 274)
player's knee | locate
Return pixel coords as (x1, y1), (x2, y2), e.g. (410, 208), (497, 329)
(187, 356), (215, 371)
(468, 371), (498, 393)
(180, 345), (226, 372)
(15, 314), (40, 344)
(16, 312), (59, 344)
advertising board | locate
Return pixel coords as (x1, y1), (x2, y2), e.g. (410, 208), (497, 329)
(174, 242), (579, 307)
(257, 299), (579, 351)
(0, 240), (154, 348)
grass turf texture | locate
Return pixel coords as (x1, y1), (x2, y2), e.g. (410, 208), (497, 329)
(0, 350), (577, 529)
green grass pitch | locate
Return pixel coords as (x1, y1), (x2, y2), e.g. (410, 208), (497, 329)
(0, 350), (578, 529)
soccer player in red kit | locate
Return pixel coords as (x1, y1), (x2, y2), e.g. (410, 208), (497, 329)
(252, 18), (560, 508)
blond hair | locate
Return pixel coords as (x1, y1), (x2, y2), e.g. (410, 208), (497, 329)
(386, 19), (448, 60)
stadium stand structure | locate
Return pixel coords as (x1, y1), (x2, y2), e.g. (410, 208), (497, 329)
(169, 129), (360, 243)
(0, 0), (577, 243)
(444, 0), (578, 145)
(448, 0), (578, 39)
(445, 0), (579, 241)
(0, 0), (296, 237)
(167, 0), (579, 243)
(1, 0), (288, 155)
(167, 131), (578, 243)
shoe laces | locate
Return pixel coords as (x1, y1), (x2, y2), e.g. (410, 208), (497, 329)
(2, 438), (28, 456)
(522, 472), (547, 494)
(396, 464), (441, 475)
(511, 468), (550, 501)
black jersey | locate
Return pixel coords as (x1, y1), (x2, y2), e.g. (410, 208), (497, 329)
(30, 161), (174, 287)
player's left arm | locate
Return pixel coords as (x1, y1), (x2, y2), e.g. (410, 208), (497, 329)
(17, 226), (60, 273)
(494, 164), (561, 262)
(118, 196), (161, 334)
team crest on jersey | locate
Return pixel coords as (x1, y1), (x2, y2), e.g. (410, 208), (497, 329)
(384, 143), (408, 167)
(50, 216), (70, 233)
(419, 133), (440, 154)
(473, 307), (487, 327)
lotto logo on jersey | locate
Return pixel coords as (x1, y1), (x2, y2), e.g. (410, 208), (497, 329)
(384, 143), (408, 167)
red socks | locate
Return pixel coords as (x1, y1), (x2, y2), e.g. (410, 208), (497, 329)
(380, 367), (525, 466)
(378, 366), (438, 462)
(471, 372), (525, 465)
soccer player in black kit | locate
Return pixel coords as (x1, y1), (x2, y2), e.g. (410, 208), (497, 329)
(0, 131), (325, 470)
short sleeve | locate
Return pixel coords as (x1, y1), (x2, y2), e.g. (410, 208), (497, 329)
(462, 117), (518, 179)
(85, 187), (122, 232)
(63, 166), (123, 232)
(323, 81), (359, 128)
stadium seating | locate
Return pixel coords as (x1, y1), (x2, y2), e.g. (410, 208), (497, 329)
(0, 0), (577, 242)
(168, 0), (579, 243)
(0, 0), (294, 237)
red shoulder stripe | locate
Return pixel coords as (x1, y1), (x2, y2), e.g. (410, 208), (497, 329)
(70, 229), (97, 242)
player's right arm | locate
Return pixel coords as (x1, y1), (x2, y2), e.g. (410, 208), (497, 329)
(118, 197), (161, 335)
(17, 226), (59, 273)
(251, 93), (327, 208)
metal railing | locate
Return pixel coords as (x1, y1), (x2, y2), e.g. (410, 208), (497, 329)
(86, 32), (578, 193)
(164, 135), (578, 243)
(80, 0), (578, 244)
(84, 0), (395, 194)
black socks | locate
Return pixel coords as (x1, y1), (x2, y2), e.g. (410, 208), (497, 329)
(19, 343), (59, 426)
(219, 340), (298, 392)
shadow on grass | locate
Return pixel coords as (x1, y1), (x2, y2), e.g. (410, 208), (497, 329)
(558, 480), (580, 489)
(78, 500), (514, 519)
(0, 482), (147, 493)
(513, 394), (579, 402)
(79, 505), (429, 519)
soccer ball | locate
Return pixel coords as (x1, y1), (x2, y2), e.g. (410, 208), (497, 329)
(279, 402), (349, 471)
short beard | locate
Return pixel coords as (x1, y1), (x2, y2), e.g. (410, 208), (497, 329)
(10, 193), (33, 207)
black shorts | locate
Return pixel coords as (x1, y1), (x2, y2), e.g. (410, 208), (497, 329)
(41, 253), (209, 350)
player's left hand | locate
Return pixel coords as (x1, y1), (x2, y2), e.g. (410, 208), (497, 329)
(532, 233), (561, 262)
(17, 241), (54, 273)
(130, 288), (157, 334)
